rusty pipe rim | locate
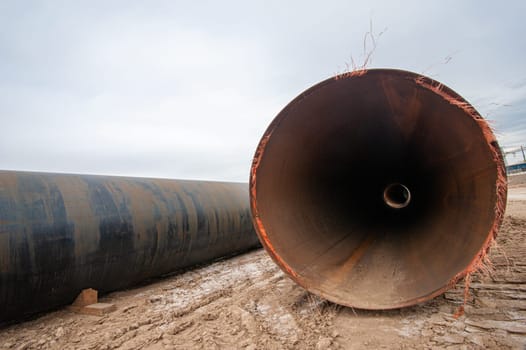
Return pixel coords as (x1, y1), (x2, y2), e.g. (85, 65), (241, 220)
(250, 68), (507, 310)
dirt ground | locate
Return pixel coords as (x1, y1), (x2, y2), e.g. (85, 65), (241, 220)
(1, 186), (525, 350)
(509, 172), (526, 188)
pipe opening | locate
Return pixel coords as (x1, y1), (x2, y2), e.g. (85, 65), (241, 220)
(251, 69), (503, 309)
(383, 183), (411, 209)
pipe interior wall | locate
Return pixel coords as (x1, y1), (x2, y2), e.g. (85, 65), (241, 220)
(250, 69), (507, 309)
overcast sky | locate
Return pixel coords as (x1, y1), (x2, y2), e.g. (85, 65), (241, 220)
(1, 1), (525, 181)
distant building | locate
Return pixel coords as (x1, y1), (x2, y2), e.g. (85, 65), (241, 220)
(503, 145), (526, 174)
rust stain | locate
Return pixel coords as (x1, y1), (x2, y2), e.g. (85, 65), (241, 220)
(331, 235), (376, 286)
(250, 121), (300, 281)
(415, 73), (508, 315)
(334, 68), (368, 80)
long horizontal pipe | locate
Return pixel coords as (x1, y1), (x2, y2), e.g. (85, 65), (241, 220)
(0, 170), (260, 323)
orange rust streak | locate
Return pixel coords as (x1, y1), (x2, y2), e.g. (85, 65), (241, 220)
(250, 126), (299, 280)
(416, 74), (508, 316)
(334, 68), (368, 81)
(331, 235), (376, 286)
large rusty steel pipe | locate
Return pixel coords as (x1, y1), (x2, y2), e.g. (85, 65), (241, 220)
(250, 69), (507, 309)
(0, 171), (259, 323)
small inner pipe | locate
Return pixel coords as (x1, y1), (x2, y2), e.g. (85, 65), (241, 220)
(383, 183), (411, 209)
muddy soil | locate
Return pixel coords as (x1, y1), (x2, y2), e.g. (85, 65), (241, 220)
(1, 188), (525, 350)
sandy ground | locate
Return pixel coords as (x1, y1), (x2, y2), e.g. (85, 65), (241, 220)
(1, 187), (525, 350)
(508, 187), (526, 201)
(509, 172), (526, 188)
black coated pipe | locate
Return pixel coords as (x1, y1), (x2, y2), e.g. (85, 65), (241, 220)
(0, 170), (260, 323)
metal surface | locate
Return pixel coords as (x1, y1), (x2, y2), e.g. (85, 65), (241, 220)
(250, 69), (507, 310)
(383, 183), (411, 209)
(0, 170), (260, 323)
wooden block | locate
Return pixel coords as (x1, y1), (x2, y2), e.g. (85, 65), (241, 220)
(82, 303), (116, 316)
(68, 302), (116, 316)
(67, 288), (115, 316)
(71, 288), (98, 307)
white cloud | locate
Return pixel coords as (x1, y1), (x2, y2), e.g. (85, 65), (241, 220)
(1, 1), (525, 181)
